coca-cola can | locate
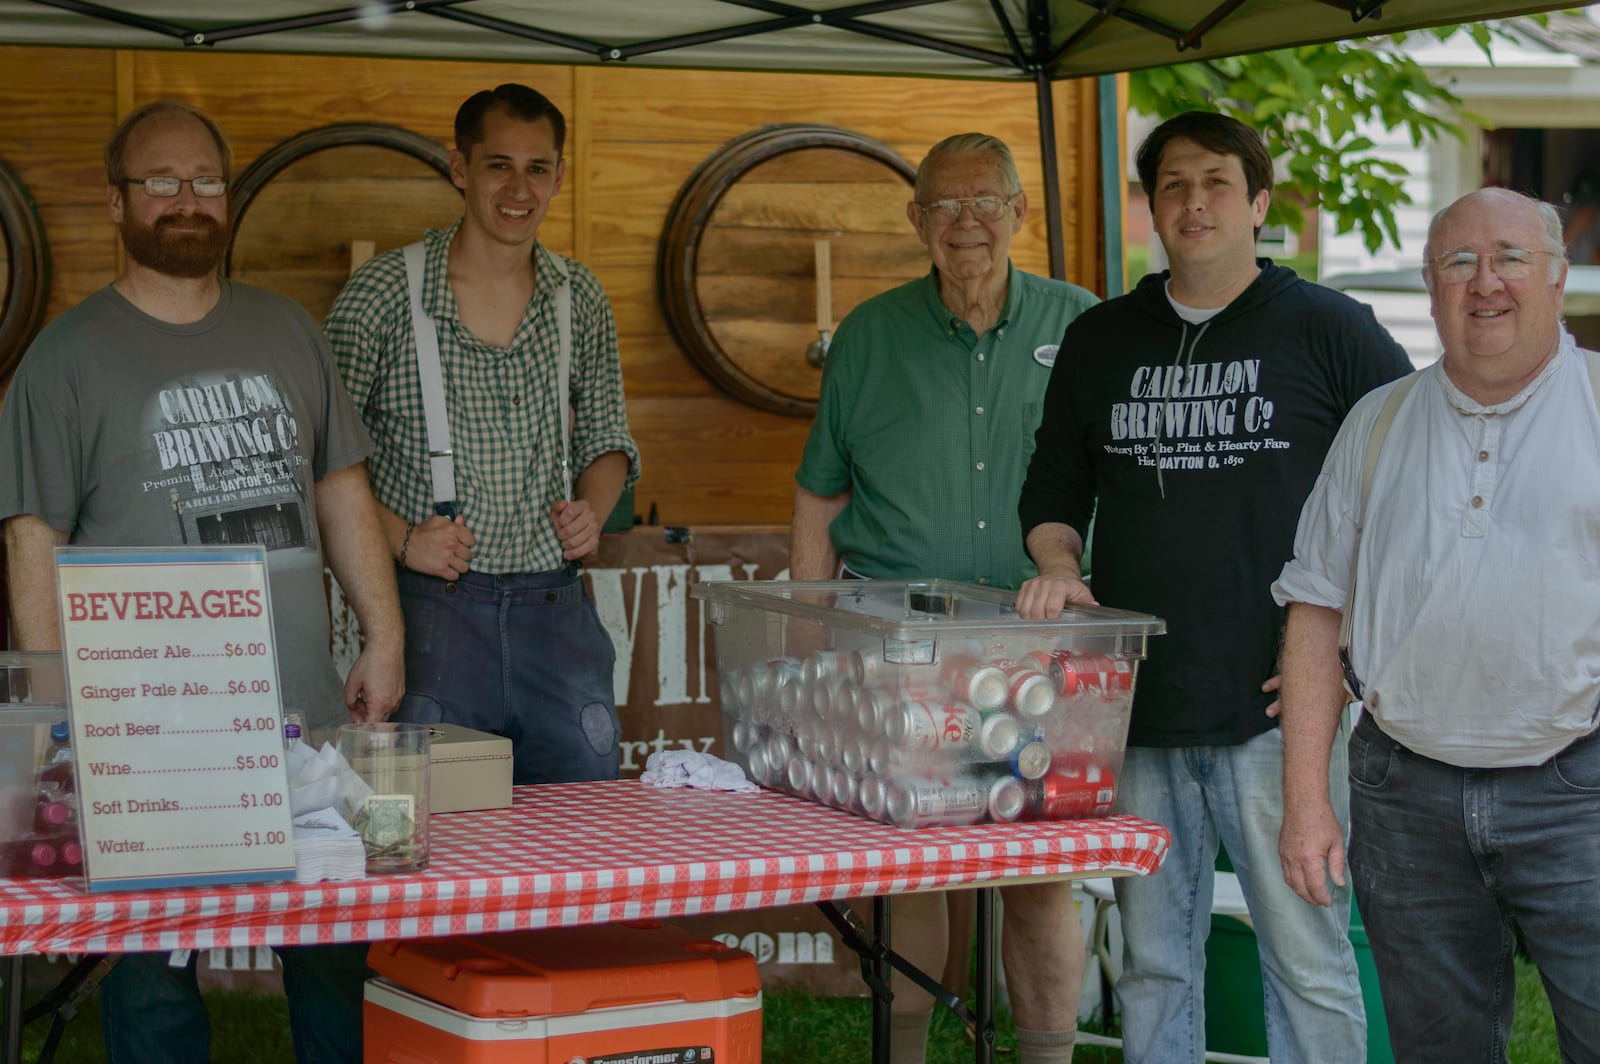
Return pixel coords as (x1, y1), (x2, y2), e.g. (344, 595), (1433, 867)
(804, 650), (850, 686)
(1025, 757), (1117, 819)
(996, 660), (1056, 717)
(987, 775), (1026, 822)
(940, 655), (1008, 710)
(859, 774), (887, 821)
(1051, 653), (1135, 697)
(978, 711), (1021, 759)
(885, 776), (988, 829)
(1010, 739), (1052, 781)
(886, 700), (984, 752)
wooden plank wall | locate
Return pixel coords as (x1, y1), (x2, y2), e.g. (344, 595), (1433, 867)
(0, 47), (1104, 525)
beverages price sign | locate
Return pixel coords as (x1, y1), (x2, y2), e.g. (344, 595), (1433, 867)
(56, 546), (296, 891)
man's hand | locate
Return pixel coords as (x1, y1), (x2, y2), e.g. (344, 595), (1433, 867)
(343, 639), (404, 723)
(551, 499), (601, 560)
(1263, 673), (1283, 719)
(1279, 795), (1347, 906)
(404, 515), (475, 579)
(1015, 572), (1098, 619)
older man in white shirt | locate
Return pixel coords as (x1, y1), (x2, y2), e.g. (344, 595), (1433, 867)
(1272, 186), (1600, 1063)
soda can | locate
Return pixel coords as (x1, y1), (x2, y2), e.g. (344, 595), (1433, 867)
(808, 759), (834, 801)
(746, 741), (772, 786)
(804, 650), (850, 686)
(886, 700), (983, 752)
(719, 669), (742, 712)
(786, 755), (813, 798)
(885, 776), (988, 829)
(1025, 756), (1117, 819)
(730, 719), (755, 753)
(987, 775), (1026, 822)
(939, 655), (1008, 710)
(793, 717), (819, 760)
(831, 768), (858, 810)
(1051, 653), (1135, 697)
(1010, 739), (1051, 781)
(868, 734), (895, 776)
(978, 711), (1021, 760)
(765, 732), (794, 772)
(815, 674), (848, 721)
(850, 649), (881, 687)
(1025, 649), (1064, 680)
(813, 722), (838, 766)
(995, 660), (1056, 717)
(734, 667), (760, 712)
(856, 688), (895, 737)
(859, 774), (887, 821)
(832, 680), (859, 725)
(840, 732), (868, 776)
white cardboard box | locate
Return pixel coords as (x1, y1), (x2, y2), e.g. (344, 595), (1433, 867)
(428, 724), (512, 813)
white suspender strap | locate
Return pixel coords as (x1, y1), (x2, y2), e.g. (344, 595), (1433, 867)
(402, 241), (457, 515)
(551, 253), (573, 503)
(1587, 348), (1600, 410)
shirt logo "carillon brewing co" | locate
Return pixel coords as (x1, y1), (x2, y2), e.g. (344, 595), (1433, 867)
(1034, 344), (1059, 367)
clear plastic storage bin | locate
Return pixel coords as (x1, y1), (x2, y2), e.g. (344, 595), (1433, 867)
(0, 651), (80, 877)
(692, 580), (1164, 828)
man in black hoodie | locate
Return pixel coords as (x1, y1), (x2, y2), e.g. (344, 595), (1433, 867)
(1015, 112), (1410, 1064)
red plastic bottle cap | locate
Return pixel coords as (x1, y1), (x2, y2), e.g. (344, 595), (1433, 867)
(61, 842), (83, 866)
(30, 842), (57, 868)
(42, 802), (70, 826)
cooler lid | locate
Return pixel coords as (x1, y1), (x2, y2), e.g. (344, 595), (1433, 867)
(367, 921), (760, 1019)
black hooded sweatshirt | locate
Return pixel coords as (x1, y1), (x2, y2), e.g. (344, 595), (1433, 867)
(1019, 262), (1412, 747)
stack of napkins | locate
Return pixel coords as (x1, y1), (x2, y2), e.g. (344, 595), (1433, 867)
(285, 741), (372, 882)
(290, 807), (366, 883)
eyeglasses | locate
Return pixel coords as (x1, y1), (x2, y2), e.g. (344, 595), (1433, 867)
(121, 175), (228, 198)
(919, 196), (1012, 223)
(1429, 247), (1556, 284)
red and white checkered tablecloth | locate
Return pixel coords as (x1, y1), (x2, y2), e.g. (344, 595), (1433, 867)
(0, 781), (1168, 955)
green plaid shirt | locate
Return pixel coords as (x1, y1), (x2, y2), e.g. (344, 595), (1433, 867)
(325, 220), (640, 574)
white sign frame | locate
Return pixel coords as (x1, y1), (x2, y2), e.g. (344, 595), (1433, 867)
(56, 545), (296, 891)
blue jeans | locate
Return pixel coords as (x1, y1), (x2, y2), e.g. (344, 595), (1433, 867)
(394, 567), (620, 785)
(100, 944), (370, 1063)
(1112, 722), (1366, 1064)
(1348, 712), (1600, 1064)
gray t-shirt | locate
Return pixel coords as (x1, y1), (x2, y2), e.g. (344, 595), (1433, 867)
(0, 282), (372, 732)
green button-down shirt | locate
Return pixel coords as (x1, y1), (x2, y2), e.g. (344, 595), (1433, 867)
(796, 265), (1097, 591)
(325, 221), (640, 574)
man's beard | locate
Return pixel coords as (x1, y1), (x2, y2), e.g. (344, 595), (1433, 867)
(120, 211), (230, 279)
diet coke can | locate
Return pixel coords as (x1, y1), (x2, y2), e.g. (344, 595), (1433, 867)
(786, 755), (813, 798)
(978, 711), (1021, 759)
(859, 774), (887, 821)
(745, 742), (772, 786)
(856, 688), (895, 737)
(987, 775), (1027, 823)
(886, 700), (983, 751)
(831, 767), (858, 810)
(1051, 653), (1135, 698)
(1024, 756), (1117, 819)
(808, 759), (834, 801)
(885, 776), (988, 829)
(804, 650), (851, 686)
(940, 655), (1009, 710)
(840, 732), (869, 776)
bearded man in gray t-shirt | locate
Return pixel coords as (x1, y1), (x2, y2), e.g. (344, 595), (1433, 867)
(0, 101), (403, 1064)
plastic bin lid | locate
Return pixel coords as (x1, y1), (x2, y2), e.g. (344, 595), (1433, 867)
(692, 578), (1165, 639)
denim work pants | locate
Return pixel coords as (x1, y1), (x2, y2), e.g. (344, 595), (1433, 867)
(100, 943), (370, 1063)
(1112, 722), (1366, 1064)
(394, 566), (620, 785)
(1348, 712), (1600, 1064)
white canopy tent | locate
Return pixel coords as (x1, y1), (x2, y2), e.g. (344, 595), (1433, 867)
(0, 0), (1585, 283)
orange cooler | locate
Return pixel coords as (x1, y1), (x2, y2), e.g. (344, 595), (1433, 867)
(363, 921), (762, 1064)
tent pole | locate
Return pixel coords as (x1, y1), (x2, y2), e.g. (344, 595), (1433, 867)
(1034, 68), (1065, 281)
(1098, 73), (1124, 298)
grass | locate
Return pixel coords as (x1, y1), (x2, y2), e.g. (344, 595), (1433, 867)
(18, 958), (1566, 1062)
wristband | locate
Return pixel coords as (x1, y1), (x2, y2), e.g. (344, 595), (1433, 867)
(399, 522), (416, 570)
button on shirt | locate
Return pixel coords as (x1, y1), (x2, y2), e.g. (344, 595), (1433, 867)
(326, 221), (640, 574)
(796, 265), (1097, 590)
(1272, 338), (1600, 767)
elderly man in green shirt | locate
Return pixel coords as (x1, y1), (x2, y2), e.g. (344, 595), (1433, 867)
(791, 132), (1099, 1064)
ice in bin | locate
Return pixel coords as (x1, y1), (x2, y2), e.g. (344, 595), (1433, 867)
(692, 580), (1164, 828)
(0, 652), (83, 877)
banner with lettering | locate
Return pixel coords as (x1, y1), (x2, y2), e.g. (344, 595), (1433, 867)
(57, 546), (296, 891)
